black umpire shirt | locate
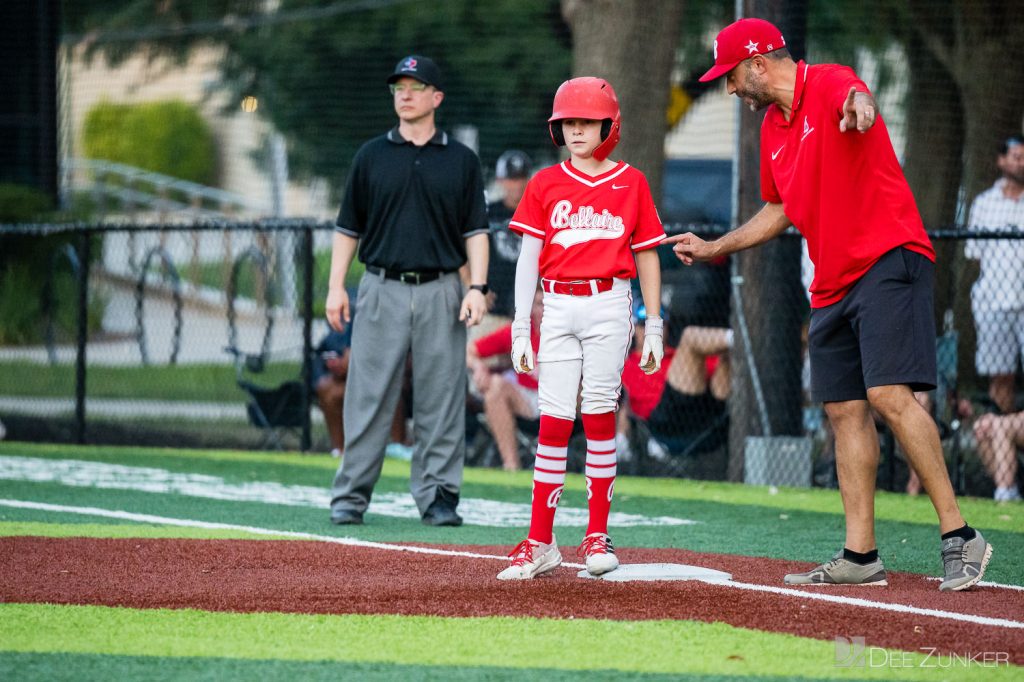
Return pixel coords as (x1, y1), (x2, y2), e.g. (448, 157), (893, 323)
(336, 127), (488, 272)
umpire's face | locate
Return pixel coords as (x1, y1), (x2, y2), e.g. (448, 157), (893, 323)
(391, 76), (444, 124)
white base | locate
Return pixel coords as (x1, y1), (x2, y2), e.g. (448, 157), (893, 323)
(576, 563), (732, 582)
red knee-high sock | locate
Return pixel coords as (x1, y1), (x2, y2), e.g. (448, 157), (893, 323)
(582, 411), (617, 537)
(528, 414), (574, 544)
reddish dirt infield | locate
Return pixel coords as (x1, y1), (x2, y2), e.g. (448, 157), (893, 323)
(3, 536), (1021, 662)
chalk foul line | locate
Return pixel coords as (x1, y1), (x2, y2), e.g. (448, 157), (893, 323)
(1, 498), (1021, 631)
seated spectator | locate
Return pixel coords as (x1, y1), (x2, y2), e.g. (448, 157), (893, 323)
(620, 307), (732, 457)
(466, 288), (543, 471)
(313, 327), (410, 459)
(972, 410), (1023, 502)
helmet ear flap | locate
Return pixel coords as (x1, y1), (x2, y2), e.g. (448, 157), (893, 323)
(549, 121), (566, 147)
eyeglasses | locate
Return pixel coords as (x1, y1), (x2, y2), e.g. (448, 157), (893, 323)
(389, 82), (429, 95)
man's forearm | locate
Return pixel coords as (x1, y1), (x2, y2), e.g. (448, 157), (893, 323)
(329, 232), (359, 290)
(713, 202), (791, 257)
(465, 232), (489, 284)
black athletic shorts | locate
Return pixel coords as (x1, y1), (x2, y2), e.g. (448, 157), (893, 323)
(808, 246), (936, 403)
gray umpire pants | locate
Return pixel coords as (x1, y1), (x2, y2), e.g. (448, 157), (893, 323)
(330, 270), (467, 516)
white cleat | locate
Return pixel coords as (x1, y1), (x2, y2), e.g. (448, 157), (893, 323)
(579, 532), (619, 576)
(497, 536), (562, 580)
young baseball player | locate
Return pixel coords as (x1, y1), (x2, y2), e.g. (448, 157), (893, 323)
(496, 77), (665, 580)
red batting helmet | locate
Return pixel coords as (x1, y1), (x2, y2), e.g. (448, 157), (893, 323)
(548, 77), (621, 161)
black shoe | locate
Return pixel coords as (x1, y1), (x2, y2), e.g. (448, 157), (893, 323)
(422, 488), (463, 527)
(330, 509), (364, 525)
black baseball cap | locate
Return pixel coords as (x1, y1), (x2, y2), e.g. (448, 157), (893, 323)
(1001, 136), (1023, 155)
(495, 150), (532, 179)
(387, 55), (443, 91)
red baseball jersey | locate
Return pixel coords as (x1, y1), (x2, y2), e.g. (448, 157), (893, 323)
(509, 161), (665, 280)
(760, 61), (934, 308)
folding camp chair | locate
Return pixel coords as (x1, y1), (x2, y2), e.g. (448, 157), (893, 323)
(628, 411), (730, 479)
(225, 346), (306, 450)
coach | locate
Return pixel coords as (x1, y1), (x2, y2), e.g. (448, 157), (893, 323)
(325, 55), (489, 527)
(667, 19), (991, 591)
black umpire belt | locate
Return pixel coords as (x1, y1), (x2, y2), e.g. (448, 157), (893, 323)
(366, 264), (452, 285)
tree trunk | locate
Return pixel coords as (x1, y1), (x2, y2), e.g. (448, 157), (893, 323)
(900, 26), (965, 330)
(560, 0), (683, 203)
(909, 0), (1024, 390)
(727, 0), (807, 482)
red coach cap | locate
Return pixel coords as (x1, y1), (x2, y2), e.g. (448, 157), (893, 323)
(699, 18), (786, 82)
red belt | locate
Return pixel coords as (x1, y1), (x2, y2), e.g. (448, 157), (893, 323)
(542, 278), (614, 296)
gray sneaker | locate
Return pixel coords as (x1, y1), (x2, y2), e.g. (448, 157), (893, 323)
(939, 530), (993, 592)
(784, 551), (887, 586)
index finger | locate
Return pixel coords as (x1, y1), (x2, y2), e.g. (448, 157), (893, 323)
(661, 233), (689, 245)
(843, 86), (856, 108)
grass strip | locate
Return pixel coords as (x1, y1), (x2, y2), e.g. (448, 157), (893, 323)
(0, 361), (299, 402)
(2, 441), (1020, 532)
(0, 651), (889, 682)
(1, 604), (1017, 680)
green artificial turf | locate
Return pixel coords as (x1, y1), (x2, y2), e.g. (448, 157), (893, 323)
(0, 651), (871, 682)
(3, 604), (1013, 680)
(1, 442), (1021, 583)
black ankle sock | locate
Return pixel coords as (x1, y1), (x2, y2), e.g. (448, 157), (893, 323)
(941, 524), (976, 542)
(843, 548), (879, 565)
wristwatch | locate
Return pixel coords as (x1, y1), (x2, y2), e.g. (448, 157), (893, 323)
(469, 284), (489, 295)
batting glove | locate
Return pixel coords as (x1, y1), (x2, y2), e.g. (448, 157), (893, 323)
(640, 316), (664, 375)
(511, 319), (534, 374)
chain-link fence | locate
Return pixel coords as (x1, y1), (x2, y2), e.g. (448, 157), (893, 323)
(2, 1), (1023, 498)
(0, 221), (329, 451)
(2, 220), (1023, 501)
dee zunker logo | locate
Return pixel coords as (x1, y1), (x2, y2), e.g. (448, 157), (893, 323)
(834, 636), (1009, 668)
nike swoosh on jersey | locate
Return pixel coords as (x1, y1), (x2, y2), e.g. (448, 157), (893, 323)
(771, 145), (785, 160)
(611, 184), (629, 189)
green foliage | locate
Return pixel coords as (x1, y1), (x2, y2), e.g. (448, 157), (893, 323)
(215, 0), (572, 185)
(0, 183), (104, 345)
(0, 265), (44, 344)
(0, 253), (105, 346)
(0, 184), (53, 222)
(82, 100), (217, 185)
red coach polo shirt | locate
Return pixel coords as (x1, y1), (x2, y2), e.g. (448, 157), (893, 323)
(760, 61), (934, 308)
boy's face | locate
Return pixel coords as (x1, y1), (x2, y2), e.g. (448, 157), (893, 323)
(561, 118), (603, 159)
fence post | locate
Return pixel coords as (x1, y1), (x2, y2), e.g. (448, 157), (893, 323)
(300, 225), (314, 452)
(75, 229), (92, 444)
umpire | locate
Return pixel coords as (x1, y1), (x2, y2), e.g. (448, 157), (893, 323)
(325, 55), (490, 526)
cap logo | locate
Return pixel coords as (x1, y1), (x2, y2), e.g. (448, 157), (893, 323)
(713, 39), (718, 60)
(403, 57), (417, 71)
(745, 40), (760, 55)
(767, 43), (774, 51)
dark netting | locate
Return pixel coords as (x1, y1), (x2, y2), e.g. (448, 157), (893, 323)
(0, 1), (1021, 500)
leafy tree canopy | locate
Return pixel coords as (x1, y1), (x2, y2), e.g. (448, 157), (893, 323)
(65, 0), (572, 186)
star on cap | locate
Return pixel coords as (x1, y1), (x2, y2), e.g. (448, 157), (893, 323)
(745, 40), (760, 54)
